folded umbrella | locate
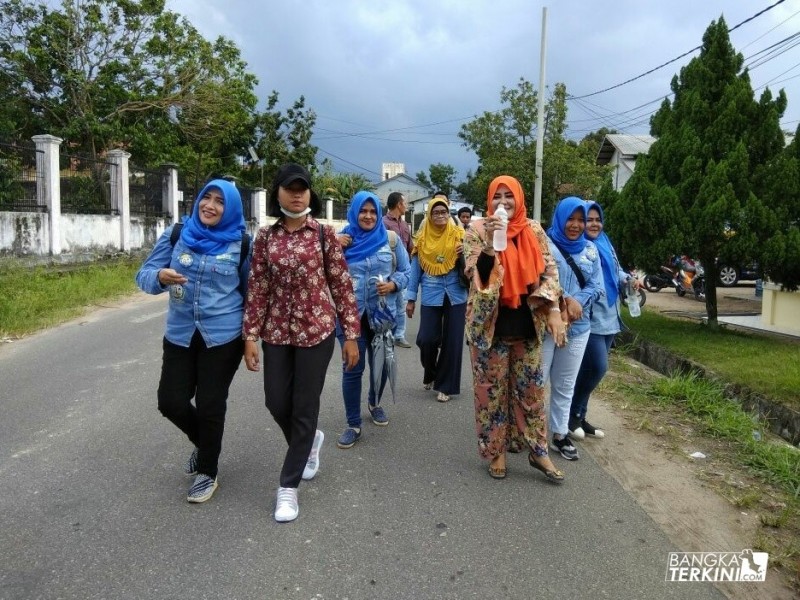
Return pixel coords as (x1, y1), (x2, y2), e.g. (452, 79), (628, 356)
(368, 276), (397, 403)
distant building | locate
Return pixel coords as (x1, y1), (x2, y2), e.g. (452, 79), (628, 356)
(381, 162), (406, 181)
(596, 134), (656, 191)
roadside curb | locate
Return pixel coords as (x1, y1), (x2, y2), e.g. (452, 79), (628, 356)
(617, 330), (800, 446)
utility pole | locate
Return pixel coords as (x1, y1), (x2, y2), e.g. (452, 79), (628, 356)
(533, 6), (548, 222)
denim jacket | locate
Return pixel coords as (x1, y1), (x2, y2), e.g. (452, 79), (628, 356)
(406, 256), (469, 307)
(346, 239), (411, 324)
(547, 239), (602, 337)
(590, 243), (630, 336)
(136, 225), (251, 348)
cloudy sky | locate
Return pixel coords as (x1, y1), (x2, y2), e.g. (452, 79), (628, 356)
(167, 0), (800, 183)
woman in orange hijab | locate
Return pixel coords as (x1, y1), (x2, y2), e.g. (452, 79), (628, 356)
(463, 175), (565, 482)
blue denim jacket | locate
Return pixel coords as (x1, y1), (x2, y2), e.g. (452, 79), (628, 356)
(547, 239), (602, 336)
(346, 239), (411, 322)
(406, 256), (469, 306)
(590, 244), (629, 336)
(136, 225), (251, 348)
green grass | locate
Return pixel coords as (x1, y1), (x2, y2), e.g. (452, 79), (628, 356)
(0, 259), (140, 338)
(647, 373), (800, 499)
(623, 310), (800, 411)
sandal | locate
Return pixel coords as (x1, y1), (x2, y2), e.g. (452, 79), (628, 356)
(436, 392), (450, 402)
(528, 454), (565, 484)
(423, 381), (433, 390)
(488, 454), (506, 479)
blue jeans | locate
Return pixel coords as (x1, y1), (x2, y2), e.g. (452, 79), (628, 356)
(570, 333), (615, 421)
(393, 287), (407, 340)
(336, 314), (388, 428)
(540, 329), (590, 437)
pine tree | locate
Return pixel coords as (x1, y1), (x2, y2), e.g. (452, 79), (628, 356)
(608, 17), (788, 327)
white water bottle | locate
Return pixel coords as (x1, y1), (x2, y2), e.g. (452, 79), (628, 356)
(492, 204), (508, 251)
(626, 278), (641, 317)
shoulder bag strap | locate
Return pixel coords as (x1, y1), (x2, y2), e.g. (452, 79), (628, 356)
(555, 244), (587, 289)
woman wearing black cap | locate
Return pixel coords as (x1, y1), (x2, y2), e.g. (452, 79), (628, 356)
(243, 163), (360, 523)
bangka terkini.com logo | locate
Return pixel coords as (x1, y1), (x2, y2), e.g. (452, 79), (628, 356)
(666, 549), (768, 582)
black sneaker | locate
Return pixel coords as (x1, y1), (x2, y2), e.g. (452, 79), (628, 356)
(550, 435), (579, 460)
(568, 415), (586, 440)
(581, 419), (605, 439)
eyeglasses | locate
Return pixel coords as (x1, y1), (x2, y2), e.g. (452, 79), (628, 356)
(431, 209), (449, 216)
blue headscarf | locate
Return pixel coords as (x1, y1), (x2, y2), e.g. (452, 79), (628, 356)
(585, 200), (619, 305)
(547, 196), (588, 255)
(341, 191), (389, 264)
(180, 179), (246, 256)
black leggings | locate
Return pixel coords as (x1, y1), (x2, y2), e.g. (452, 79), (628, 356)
(157, 330), (243, 478)
(262, 333), (336, 488)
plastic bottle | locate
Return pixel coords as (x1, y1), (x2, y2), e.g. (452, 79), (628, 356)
(492, 204), (508, 251)
(626, 278), (641, 317)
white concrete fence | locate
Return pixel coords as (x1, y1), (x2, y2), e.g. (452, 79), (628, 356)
(0, 135), (345, 258)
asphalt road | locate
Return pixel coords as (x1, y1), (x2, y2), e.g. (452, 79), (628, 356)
(0, 294), (724, 600)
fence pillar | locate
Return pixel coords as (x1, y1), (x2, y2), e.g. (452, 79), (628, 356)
(107, 149), (131, 251)
(32, 134), (63, 255)
(252, 188), (267, 226)
(161, 163), (179, 224)
(325, 197), (333, 223)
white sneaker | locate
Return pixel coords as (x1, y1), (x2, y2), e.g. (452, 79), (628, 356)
(274, 487), (299, 522)
(302, 430), (324, 480)
(569, 426), (586, 440)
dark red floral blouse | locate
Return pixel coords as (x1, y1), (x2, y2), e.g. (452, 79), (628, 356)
(243, 217), (360, 346)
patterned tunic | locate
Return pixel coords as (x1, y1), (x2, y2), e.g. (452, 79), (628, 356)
(463, 219), (562, 459)
(243, 217), (360, 346)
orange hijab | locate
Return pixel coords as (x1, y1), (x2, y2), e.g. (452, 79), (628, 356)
(487, 176), (546, 308)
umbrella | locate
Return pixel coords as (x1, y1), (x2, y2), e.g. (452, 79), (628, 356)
(367, 276), (397, 403)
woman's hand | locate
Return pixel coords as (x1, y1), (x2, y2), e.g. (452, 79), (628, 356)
(376, 280), (396, 296)
(547, 310), (568, 348)
(244, 339), (260, 372)
(406, 300), (416, 319)
(564, 296), (583, 322)
(337, 234), (352, 248)
(342, 339), (359, 371)
(158, 268), (188, 286)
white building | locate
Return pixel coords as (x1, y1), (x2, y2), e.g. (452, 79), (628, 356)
(381, 162), (406, 181)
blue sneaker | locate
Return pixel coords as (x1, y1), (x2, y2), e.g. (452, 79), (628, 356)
(336, 427), (362, 449)
(187, 474), (218, 503)
(368, 405), (389, 426)
(185, 448), (199, 475)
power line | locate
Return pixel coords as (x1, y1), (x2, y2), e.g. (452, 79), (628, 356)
(569, 0), (788, 100)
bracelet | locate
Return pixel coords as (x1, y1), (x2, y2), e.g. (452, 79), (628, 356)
(549, 307), (561, 312)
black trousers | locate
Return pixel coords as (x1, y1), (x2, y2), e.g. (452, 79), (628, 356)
(416, 296), (466, 395)
(262, 333), (335, 488)
(157, 330), (243, 478)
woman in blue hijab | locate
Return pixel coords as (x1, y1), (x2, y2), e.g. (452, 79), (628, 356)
(136, 179), (250, 504)
(568, 200), (637, 441)
(334, 191), (411, 449)
(539, 197), (602, 462)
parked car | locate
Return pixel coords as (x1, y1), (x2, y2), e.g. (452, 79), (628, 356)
(717, 261), (758, 287)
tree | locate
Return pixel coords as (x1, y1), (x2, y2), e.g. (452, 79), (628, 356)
(608, 17), (790, 327)
(0, 0), (258, 169)
(415, 163), (457, 197)
(459, 79), (607, 222)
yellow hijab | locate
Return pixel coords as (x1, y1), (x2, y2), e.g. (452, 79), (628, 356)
(413, 198), (465, 276)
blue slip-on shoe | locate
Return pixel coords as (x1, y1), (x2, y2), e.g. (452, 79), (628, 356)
(368, 405), (389, 426)
(336, 427), (362, 449)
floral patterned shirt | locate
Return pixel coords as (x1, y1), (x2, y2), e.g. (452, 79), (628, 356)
(243, 217), (360, 346)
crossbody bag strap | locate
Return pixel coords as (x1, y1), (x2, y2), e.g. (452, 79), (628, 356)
(555, 244), (587, 289)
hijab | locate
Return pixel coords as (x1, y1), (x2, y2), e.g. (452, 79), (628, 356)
(486, 176), (546, 309)
(547, 196), (588, 255)
(180, 179), (246, 255)
(412, 197), (464, 276)
(585, 200), (619, 304)
(340, 191), (389, 264)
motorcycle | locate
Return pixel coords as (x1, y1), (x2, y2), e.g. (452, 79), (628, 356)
(674, 256), (701, 298)
(643, 263), (678, 292)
